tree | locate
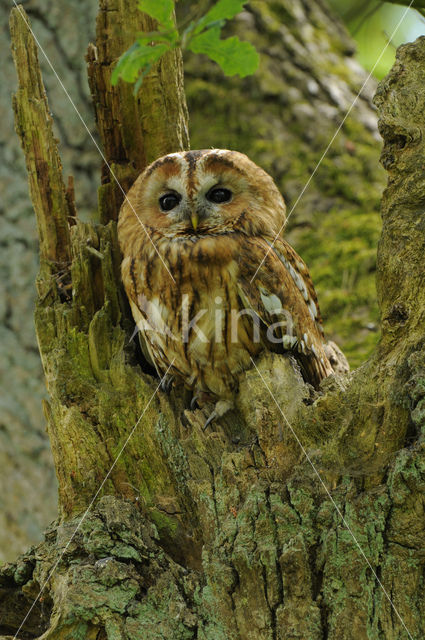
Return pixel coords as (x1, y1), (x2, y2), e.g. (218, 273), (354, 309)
(0, 0), (385, 557)
(1, 2), (425, 640)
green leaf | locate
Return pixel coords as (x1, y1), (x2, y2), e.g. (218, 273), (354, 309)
(203, 0), (247, 24)
(111, 41), (169, 85)
(111, 0), (259, 90)
(193, 0), (247, 35)
(137, 28), (179, 45)
(189, 26), (259, 77)
(138, 0), (174, 27)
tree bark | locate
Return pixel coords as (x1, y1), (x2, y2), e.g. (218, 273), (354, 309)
(86, 0), (189, 225)
(2, 4), (425, 640)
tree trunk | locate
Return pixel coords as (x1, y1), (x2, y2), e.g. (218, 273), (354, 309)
(1, 3), (425, 640)
(0, 0), (385, 560)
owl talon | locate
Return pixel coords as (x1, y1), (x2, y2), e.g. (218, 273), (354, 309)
(203, 411), (217, 431)
(160, 374), (175, 393)
(202, 399), (234, 431)
(190, 395), (200, 411)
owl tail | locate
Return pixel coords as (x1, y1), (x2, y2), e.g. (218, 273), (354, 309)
(297, 348), (334, 389)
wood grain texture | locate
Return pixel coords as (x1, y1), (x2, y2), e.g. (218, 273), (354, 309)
(10, 5), (71, 281)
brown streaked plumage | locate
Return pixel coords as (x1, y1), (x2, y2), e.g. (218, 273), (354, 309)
(118, 149), (337, 410)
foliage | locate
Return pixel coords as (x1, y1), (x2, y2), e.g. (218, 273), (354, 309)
(329, 0), (425, 79)
(111, 0), (259, 93)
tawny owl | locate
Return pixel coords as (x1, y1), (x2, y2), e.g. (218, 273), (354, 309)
(118, 149), (339, 422)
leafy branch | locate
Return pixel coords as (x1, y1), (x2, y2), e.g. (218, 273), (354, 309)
(111, 0), (259, 93)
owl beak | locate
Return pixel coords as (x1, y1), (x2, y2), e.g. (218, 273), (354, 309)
(190, 212), (199, 230)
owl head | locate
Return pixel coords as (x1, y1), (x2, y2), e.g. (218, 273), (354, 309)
(119, 149), (286, 237)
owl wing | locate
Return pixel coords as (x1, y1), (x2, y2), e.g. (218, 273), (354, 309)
(237, 236), (333, 388)
(128, 299), (158, 371)
(270, 236), (324, 334)
(121, 254), (165, 377)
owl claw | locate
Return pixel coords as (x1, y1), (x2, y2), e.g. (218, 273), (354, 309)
(190, 395), (200, 411)
(202, 399), (234, 431)
(203, 411), (217, 431)
(160, 374), (175, 393)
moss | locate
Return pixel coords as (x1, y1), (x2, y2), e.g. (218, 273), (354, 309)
(296, 206), (381, 367)
(148, 508), (178, 539)
(62, 622), (91, 640)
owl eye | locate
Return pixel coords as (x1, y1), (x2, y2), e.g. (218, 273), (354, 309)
(206, 187), (232, 204)
(159, 193), (181, 212)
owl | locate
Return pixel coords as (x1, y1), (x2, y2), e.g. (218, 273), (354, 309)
(118, 149), (340, 424)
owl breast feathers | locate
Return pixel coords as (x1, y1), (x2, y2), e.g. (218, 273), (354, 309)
(118, 149), (338, 402)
